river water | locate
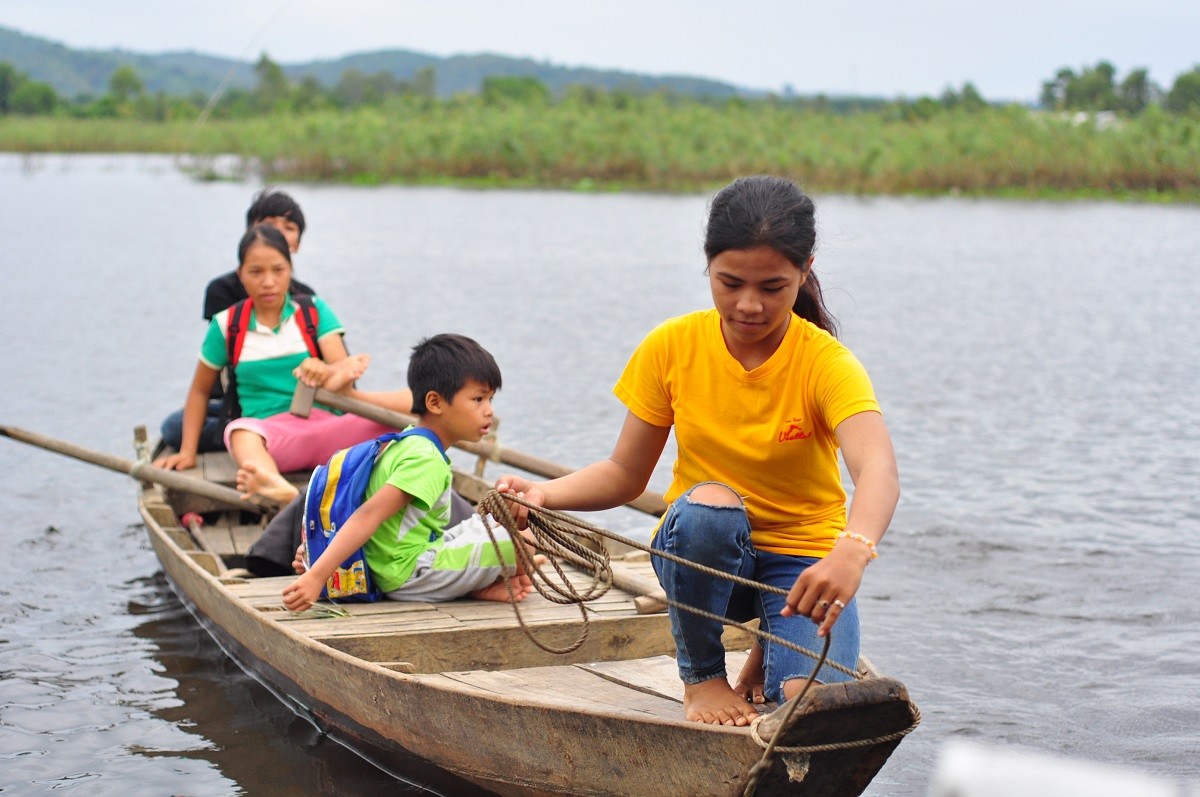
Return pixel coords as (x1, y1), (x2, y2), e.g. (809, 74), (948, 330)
(1, 154), (1197, 796)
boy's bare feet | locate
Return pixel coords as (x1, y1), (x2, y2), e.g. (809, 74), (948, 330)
(236, 461), (299, 504)
(322, 354), (370, 392)
(471, 573), (533, 602)
(683, 677), (761, 726)
(732, 641), (766, 704)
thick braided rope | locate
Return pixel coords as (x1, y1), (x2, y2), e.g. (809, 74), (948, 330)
(479, 491), (860, 679)
(748, 702), (923, 755)
(741, 634), (831, 797)
(478, 491), (921, 789)
(474, 491), (616, 655)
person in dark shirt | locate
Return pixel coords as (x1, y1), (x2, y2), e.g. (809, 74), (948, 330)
(160, 189), (322, 451)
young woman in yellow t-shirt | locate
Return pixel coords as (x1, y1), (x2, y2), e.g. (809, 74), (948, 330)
(497, 175), (899, 728)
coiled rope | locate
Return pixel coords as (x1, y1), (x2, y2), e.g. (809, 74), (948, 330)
(474, 490), (920, 792)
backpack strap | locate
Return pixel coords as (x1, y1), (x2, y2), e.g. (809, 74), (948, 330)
(219, 299), (253, 425)
(225, 298), (252, 366)
(312, 427), (449, 535)
(373, 427), (450, 464)
(293, 293), (321, 358)
(394, 427), (449, 463)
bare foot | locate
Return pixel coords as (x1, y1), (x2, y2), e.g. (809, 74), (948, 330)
(236, 461), (299, 504)
(322, 354), (371, 392)
(683, 677), (761, 726)
(470, 573), (533, 602)
(732, 641), (766, 704)
(509, 526), (548, 576)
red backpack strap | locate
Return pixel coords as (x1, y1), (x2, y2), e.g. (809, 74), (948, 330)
(225, 298), (252, 366)
(293, 293), (321, 358)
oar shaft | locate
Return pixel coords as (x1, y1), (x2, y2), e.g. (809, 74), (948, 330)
(0, 425), (277, 513)
(561, 549), (667, 614)
(295, 386), (668, 517)
(2, 425), (137, 476)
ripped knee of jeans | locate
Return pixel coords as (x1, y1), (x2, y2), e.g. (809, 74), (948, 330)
(682, 481), (743, 508)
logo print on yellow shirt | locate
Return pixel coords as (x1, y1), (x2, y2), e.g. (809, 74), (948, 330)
(778, 419), (812, 443)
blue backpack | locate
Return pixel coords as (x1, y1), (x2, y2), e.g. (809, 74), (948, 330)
(302, 427), (449, 603)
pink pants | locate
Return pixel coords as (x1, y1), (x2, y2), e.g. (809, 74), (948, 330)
(224, 409), (396, 472)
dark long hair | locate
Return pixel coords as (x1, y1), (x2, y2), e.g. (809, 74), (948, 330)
(237, 223), (293, 267)
(703, 175), (838, 337)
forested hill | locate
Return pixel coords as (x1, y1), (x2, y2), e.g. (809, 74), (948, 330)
(0, 25), (749, 99)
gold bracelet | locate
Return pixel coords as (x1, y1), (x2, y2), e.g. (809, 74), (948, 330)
(836, 531), (878, 560)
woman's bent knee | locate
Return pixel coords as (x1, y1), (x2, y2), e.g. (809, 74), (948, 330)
(684, 482), (741, 507)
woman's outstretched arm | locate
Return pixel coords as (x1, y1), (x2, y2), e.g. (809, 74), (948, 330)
(496, 410), (670, 514)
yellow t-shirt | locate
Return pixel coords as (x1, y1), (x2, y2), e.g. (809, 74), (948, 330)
(614, 308), (880, 557)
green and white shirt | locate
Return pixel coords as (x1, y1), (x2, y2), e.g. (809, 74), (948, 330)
(199, 295), (344, 419)
(362, 432), (454, 592)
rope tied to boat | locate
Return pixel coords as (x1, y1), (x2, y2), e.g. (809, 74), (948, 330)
(478, 491), (861, 677)
(740, 633), (830, 797)
(478, 490), (922, 793)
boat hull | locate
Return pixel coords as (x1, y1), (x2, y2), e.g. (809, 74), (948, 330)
(140, 480), (916, 797)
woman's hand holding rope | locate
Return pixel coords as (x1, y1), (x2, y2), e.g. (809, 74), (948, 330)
(495, 476), (866, 639)
(492, 475), (543, 530)
(781, 539), (872, 638)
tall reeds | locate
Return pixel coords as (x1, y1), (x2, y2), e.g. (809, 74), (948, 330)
(2, 97), (1197, 200)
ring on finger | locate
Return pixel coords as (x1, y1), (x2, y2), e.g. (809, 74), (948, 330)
(832, 599), (846, 609)
(817, 599), (830, 609)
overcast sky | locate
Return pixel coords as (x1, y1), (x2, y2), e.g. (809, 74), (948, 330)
(3, 0), (1198, 101)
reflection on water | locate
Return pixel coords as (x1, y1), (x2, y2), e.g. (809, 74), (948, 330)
(128, 573), (460, 797)
(1, 154), (1198, 795)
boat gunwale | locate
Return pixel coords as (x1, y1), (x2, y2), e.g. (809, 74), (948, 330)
(138, 488), (762, 736)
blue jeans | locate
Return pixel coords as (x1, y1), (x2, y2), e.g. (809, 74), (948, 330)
(651, 483), (860, 702)
(159, 400), (226, 452)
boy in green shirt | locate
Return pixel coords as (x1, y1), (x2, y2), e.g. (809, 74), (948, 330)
(282, 334), (534, 610)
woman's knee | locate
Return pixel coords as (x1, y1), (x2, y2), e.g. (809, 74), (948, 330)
(684, 482), (742, 507)
(228, 428), (268, 459)
(658, 483), (750, 565)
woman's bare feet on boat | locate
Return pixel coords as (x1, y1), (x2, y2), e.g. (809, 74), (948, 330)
(683, 678), (761, 726)
(732, 641), (766, 704)
(471, 573), (534, 602)
(236, 461), (300, 504)
(321, 354), (371, 392)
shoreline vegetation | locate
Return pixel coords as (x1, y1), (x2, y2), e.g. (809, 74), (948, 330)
(5, 100), (1199, 201)
(4, 101), (1195, 200)
(4, 54), (1200, 201)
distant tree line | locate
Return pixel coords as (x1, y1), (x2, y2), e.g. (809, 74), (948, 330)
(1040, 61), (1200, 115)
(0, 54), (439, 119)
(2, 53), (1199, 120)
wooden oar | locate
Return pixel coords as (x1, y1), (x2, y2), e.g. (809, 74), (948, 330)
(291, 384), (669, 517)
(561, 549), (668, 615)
(0, 424), (279, 513)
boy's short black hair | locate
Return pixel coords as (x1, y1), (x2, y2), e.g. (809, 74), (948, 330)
(246, 188), (306, 236)
(408, 334), (502, 415)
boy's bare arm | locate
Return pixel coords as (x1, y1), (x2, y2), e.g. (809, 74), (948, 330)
(281, 485), (409, 611)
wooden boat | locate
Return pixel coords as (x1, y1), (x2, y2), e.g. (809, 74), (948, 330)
(2, 418), (919, 797)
